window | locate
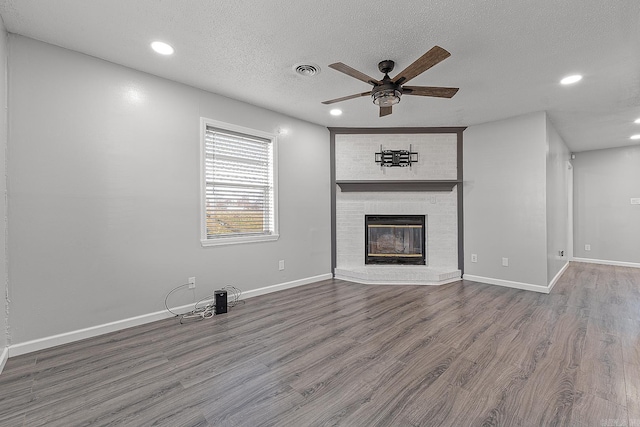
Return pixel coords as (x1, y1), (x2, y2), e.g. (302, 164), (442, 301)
(201, 118), (278, 246)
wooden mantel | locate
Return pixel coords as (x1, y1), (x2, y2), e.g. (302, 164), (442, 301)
(336, 180), (460, 192)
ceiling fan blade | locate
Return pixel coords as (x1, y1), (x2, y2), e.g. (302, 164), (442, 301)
(329, 63), (381, 86)
(321, 91), (371, 105)
(392, 46), (451, 85)
(380, 106), (392, 117)
(403, 86), (459, 98)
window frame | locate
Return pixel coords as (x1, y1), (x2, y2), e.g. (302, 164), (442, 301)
(200, 117), (279, 247)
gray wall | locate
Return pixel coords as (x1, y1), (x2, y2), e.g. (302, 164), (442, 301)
(573, 145), (640, 264)
(463, 112), (548, 287)
(0, 19), (7, 354)
(545, 116), (571, 283)
(7, 35), (331, 344)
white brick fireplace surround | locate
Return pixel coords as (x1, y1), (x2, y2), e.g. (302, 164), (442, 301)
(333, 132), (462, 285)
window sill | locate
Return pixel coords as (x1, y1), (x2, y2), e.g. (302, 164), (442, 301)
(201, 234), (279, 247)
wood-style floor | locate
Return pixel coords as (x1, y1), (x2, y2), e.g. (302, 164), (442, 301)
(1, 262), (639, 426)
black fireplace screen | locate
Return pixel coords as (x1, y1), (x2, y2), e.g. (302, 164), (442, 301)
(365, 215), (426, 265)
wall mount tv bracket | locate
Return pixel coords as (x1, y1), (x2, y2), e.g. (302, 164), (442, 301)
(375, 144), (418, 167)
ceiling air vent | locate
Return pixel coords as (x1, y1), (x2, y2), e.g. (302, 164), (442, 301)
(294, 63), (320, 77)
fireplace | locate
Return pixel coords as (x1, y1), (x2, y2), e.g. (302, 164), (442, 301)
(365, 215), (426, 265)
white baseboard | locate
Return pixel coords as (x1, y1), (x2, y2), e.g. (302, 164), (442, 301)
(548, 261), (570, 291)
(572, 257), (640, 269)
(0, 346), (8, 374)
(8, 272), (333, 358)
(462, 274), (550, 294)
(241, 273), (333, 299)
(8, 305), (188, 357)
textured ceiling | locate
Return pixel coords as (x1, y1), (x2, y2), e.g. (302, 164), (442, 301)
(1, 0), (640, 152)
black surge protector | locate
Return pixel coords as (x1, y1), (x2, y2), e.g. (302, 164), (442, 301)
(214, 290), (228, 314)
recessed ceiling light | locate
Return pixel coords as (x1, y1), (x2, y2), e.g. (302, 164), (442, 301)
(560, 74), (582, 85)
(630, 134), (640, 140)
(151, 41), (174, 55)
(634, 118), (640, 124)
(330, 109), (342, 116)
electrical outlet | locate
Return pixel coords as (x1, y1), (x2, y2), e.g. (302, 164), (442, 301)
(559, 250), (564, 257)
(502, 257), (509, 267)
(188, 277), (196, 289)
(585, 244), (591, 251)
(471, 254), (478, 263)
(278, 260), (285, 271)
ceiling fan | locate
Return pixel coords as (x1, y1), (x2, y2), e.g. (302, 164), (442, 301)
(322, 46), (459, 117)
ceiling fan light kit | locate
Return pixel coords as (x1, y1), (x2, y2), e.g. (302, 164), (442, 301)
(372, 88), (401, 107)
(322, 46), (458, 117)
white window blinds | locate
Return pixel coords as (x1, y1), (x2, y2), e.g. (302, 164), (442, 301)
(203, 124), (275, 241)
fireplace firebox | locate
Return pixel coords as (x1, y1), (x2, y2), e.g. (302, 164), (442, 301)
(365, 215), (426, 265)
